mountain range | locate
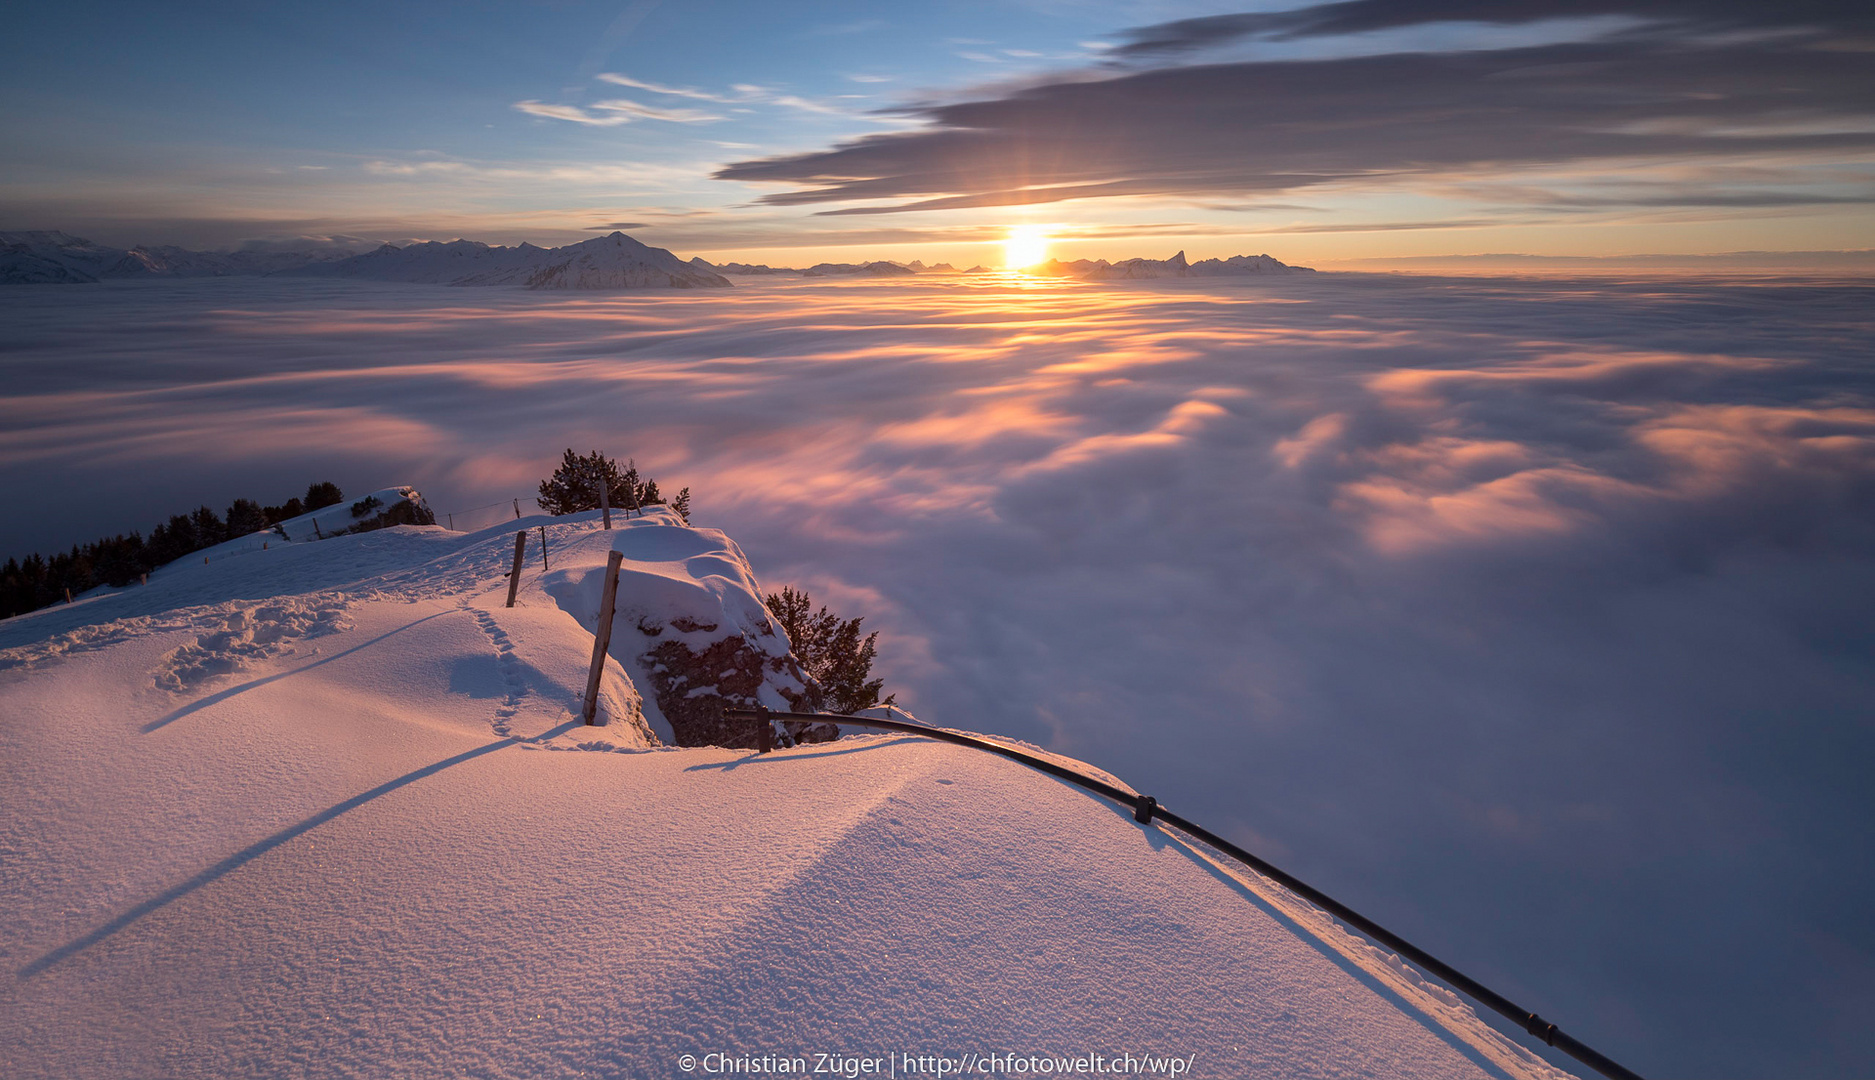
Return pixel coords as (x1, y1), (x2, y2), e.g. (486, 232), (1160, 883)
(1027, 250), (1311, 279)
(2, 230), (1310, 287)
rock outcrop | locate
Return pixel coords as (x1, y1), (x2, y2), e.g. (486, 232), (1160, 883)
(542, 509), (838, 749)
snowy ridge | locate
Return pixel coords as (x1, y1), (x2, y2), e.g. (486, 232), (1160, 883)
(0, 230), (729, 289)
(0, 231), (369, 283)
(2, 501), (1576, 1079)
(297, 232), (731, 290)
(1031, 250), (1312, 279)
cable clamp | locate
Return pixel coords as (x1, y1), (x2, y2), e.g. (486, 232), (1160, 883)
(1525, 1014), (1558, 1046)
(1134, 794), (1158, 824)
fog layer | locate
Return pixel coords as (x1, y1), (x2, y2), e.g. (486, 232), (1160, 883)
(2, 273), (1871, 1077)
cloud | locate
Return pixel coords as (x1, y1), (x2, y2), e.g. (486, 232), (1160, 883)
(714, 7), (1875, 216)
(515, 97), (722, 125)
(575, 74), (858, 120)
(362, 156), (705, 188)
(3, 272), (1873, 1078)
(766, 94), (848, 116)
(1108, 0), (1874, 58)
(512, 100), (629, 127)
(590, 98), (723, 123)
(597, 72), (733, 102)
(586, 222), (649, 230)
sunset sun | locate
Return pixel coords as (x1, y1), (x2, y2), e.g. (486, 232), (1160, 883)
(1003, 225), (1050, 268)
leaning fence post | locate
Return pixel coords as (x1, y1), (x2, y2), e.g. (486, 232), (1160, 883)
(581, 549), (624, 725)
(505, 531), (526, 608)
(539, 525), (549, 570)
(513, 498), (521, 520)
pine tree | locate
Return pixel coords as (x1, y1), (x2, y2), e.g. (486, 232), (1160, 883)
(304, 481), (344, 510)
(671, 487), (691, 524)
(263, 497), (305, 525)
(225, 498), (267, 537)
(618, 458), (641, 512)
(190, 505), (227, 546)
(538, 449), (600, 515)
(763, 586), (894, 715)
(537, 450), (671, 516)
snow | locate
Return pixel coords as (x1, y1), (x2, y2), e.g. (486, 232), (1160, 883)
(0, 504), (1574, 1079)
(186, 486), (433, 562)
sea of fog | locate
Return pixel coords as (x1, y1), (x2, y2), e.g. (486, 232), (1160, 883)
(3, 272), (1872, 1077)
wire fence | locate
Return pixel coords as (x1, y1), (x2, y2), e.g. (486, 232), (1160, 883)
(433, 497), (528, 534)
(724, 705), (1645, 1080)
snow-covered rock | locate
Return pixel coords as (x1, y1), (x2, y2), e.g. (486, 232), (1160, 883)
(1189, 252), (1310, 275)
(541, 508), (829, 747)
(521, 233), (732, 290)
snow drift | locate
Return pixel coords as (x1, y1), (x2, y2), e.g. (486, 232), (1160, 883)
(0, 501), (1576, 1080)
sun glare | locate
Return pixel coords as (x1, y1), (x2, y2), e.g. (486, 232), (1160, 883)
(1003, 225), (1050, 269)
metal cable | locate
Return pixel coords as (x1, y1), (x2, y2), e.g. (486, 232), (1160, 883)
(726, 706), (1643, 1080)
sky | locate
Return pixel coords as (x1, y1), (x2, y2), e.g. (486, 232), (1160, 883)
(3, 271), (1872, 1077)
(4, 0), (1874, 266)
(4, 5), (1875, 1076)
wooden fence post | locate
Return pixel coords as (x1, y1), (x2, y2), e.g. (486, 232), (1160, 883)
(513, 498), (521, 520)
(505, 531), (526, 608)
(600, 476), (612, 530)
(539, 525), (549, 570)
(581, 549), (624, 725)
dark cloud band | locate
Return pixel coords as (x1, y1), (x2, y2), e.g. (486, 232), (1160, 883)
(716, 11), (1875, 215)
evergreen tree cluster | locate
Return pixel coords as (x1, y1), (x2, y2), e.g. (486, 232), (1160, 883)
(0, 481), (345, 619)
(537, 449), (690, 524)
(763, 586), (895, 715)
